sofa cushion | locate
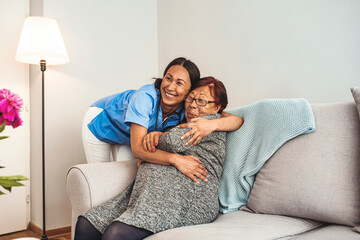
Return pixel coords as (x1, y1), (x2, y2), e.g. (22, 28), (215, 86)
(245, 102), (360, 227)
(145, 210), (323, 240)
(291, 225), (360, 240)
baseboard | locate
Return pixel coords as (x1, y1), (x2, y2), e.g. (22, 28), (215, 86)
(28, 222), (71, 237)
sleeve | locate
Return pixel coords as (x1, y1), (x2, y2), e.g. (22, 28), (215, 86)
(124, 90), (156, 129)
(158, 116), (222, 153)
(157, 127), (192, 153)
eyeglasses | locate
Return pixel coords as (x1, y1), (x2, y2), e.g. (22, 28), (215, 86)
(185, 95), (216, 107)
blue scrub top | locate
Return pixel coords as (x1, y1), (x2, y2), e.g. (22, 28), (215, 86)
(88, 83), (185, 145)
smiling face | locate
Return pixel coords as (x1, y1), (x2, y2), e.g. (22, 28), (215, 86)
(160, 65), (192, 111)
(185, 85), (221, 122)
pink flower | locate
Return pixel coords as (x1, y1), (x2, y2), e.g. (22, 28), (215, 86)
(0, 89), (23, 129)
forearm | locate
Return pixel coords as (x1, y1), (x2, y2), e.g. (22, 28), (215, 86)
(130, 123), (179, 166)
(132, 144), (178, 166)
(214, 111), (243, 131)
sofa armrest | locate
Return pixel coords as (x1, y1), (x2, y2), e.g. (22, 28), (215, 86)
(66, 160), (137, 239)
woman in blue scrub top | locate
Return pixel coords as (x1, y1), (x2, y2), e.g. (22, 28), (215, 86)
(83, 57), (199, 163)
(83, 57), (242, 174)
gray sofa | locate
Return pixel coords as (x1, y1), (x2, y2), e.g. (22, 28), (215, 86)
(66, 101), (360, 240)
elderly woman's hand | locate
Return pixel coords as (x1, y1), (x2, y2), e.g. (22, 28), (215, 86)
(142, 131), (167, 152)
(171, 154), (209, 184)
(177, 117), (216, 146)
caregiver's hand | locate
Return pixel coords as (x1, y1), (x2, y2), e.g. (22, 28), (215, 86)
(143, 131), (167, 152)
(177, 118), (216, 146)
(171, 154), (209, 184)
(137, 159), (144, 168)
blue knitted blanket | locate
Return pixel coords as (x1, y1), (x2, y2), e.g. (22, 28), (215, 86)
(218, 99), (315, 213)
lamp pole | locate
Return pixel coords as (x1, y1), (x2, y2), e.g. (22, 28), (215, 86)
(15, 16), (69, 240)
(40, 60), (49, 240)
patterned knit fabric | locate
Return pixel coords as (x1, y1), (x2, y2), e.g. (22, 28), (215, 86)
(84, 113), (226, 233)
(218, 99), (315, 213)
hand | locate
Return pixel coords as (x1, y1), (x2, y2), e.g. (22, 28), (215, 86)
(142, 131), (167, 152)
(177, 118), (216, 146)
(137, 159), (144, 168)
(171, 154), (209, 184)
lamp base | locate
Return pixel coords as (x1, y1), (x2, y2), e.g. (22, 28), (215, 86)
(13, 238), (39, 240)
(13, 238), (58, 240)
(41, 236), (58, 240)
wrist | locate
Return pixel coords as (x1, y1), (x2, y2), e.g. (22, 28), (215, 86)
(212, 118), (220, 131)
(169, 153), (179, 166)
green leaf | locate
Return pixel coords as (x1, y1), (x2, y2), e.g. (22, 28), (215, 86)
(0, 175), (28, 181)
(0, 136), (9, 140)
(0, 122), (5, 133)
(0, 175), (28, 194)
(3, 185), (11, 192)
(0, 179), (25, 188)
(0, 190), (5, 195)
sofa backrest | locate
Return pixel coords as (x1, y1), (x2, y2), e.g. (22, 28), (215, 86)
(245, 102), (360, 227)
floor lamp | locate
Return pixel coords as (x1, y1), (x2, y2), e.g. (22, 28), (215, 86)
(15, 16), (69, 240)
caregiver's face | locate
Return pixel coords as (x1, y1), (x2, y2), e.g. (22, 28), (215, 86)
(160, 65), (191, 108)
(184, 85), (220, 122)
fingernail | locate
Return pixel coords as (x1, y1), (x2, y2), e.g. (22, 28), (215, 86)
(205, 179), (208, 182)
(155, 142), (158, 146)
(181, 136), (184, 140)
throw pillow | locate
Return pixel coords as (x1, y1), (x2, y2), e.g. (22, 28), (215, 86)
(351, 87), (360, 120)
(351, 87), (360, 233)
(245, 102), (360, 228)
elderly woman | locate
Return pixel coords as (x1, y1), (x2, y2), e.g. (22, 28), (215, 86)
(75, 77), (237, 240)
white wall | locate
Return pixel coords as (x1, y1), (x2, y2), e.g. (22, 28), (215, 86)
(158, 0), (360, 108)
(29, 0), (158, 229)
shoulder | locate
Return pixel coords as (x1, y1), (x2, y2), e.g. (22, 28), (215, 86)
(202, 113), (227, 139)
(201, 113), (221, 120)
(137, 83), (159, 98)
(130, 84), (159, 106)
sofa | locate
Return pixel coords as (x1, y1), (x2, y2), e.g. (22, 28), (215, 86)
(66, 96), (360, 240)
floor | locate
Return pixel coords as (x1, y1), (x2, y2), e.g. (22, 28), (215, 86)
(0, 230), (71, 240)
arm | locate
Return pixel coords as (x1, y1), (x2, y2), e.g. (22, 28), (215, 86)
(130, 123), (208, 183)
(178, 111), (243, 145)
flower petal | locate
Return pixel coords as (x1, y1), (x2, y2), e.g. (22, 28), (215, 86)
(3, 108), (15, 122)
(0, 99), (7, 113)
(12, 112), (22, 128)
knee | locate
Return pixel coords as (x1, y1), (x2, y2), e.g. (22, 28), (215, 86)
(102, 222), (127, 240)
(74, 216), (101, 240)
(75, 216), (89, 234)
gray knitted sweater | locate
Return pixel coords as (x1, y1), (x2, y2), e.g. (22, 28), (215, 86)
(84, 113), (226, 233)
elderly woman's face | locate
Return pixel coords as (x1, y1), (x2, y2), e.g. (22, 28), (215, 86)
(184, 85), (221, 122)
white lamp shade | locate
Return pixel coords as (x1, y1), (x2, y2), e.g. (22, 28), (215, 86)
(16, 16), (69, 65)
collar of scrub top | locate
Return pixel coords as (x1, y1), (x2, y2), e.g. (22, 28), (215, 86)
(155, 98), (184, 131)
